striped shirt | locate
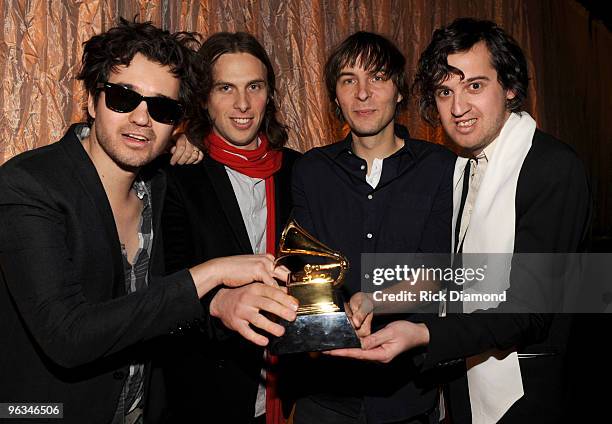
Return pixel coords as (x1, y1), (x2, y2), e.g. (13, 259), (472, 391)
(112, 178), (153, 424)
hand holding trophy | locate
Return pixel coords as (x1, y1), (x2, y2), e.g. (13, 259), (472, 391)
(269, 220), (360, 354)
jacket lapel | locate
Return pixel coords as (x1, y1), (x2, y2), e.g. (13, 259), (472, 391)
(146, 164), (166, 280)
(203, 158), (253, 254)
(273, 154), (291, 244)
(61, 124), (125, 296)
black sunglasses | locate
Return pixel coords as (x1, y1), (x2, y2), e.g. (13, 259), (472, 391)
(96, 82), (184, 125)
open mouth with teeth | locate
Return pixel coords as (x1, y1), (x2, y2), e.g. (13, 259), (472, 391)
(122, 133), (150, 143)
(231, 117), (253, 125)
(456, 118), (477, 128)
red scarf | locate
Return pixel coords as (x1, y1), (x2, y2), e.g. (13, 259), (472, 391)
(206, 131), (285, 424)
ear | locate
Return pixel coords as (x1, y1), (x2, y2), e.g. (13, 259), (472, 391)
(334, 97), (339, 107)
(87, 92), (97, 120)
(505, 88), (516, 101)
(396, 92), (403, 104)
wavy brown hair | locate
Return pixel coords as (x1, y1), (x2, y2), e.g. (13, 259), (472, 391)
(413, 18), (529, 125)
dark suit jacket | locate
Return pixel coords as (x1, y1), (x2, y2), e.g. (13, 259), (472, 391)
(423, 130), (592, 423)
(160, 148), (301, 423)
(0, 125), (205, 424)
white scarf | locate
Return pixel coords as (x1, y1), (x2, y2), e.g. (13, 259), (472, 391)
(451, 112), (536, 424)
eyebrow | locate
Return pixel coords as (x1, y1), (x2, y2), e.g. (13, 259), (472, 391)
(463, 75), (491, 83)
(116, 83), (171, 99)
(213, 79), (267, 86)
(435, 75), (491, 89)
(338, 69), (385, 78)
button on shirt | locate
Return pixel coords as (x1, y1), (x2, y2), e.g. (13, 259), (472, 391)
(292, 125), (456, 295)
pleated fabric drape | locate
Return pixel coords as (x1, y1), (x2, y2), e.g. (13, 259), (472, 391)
(0, 0), (610, 235)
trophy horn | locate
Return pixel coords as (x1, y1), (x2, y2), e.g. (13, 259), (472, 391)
(275, 220), (348, 287)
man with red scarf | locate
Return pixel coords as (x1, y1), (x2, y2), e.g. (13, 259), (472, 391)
(160, 32), (301, 424)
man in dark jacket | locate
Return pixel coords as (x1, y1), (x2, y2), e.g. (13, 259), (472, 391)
(0, 20), (295, 424)
(161, 32), (301, 424)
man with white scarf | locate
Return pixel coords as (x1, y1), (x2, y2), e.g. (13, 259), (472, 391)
(328, 18), (591, 424)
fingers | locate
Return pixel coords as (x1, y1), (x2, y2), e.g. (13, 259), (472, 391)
(210, 284), (292, 346)
(259, 273), (280, 288)
(324, 347), (388, 362)
(250, 255), (289, 288)
(348, 292), (373, 330)
(323, 348), (368, 359)
(169, 133), (203, 165)
(361, 326), (394, 350)
(252, 255), (280, 287)
(186, 147), (203, 165)
(248, 311), (286, 337)
(353, 307), (370, 327)
(169, 136), (187, 165)
(236, 321), (270, 347)
(176, 145), (201, 165)
(255, 285), (298, 320)
(215, 254), (291, 291)
(272, 265), (290, 284)
(355, 312), (372, 338)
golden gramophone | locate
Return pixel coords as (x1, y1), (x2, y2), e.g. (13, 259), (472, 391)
(269, 220), (360, 355)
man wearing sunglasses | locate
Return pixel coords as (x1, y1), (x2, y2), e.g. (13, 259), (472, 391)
(160, 32), (301, 424)
(0, 19), (297, 424)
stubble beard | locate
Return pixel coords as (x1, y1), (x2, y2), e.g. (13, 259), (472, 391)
(94, 124), (158, 172)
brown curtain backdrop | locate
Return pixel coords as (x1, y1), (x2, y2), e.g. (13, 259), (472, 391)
(0, 0), (610, 237)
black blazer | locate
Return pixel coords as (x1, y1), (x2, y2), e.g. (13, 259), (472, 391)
(0, 125), (205, 424)
(160, 148), (301, 423)
(423, 130), (592, 424)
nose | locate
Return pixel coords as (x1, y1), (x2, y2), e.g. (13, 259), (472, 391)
(355, 80), (371, 101)
(129, 100), (152, 126)
(234, 89), (251, 112)
(451, 92), (470, 117)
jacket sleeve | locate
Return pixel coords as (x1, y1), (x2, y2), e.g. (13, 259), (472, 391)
(419, 151), (454, 254)
(161, 168), (231, 342)
(162, 168), (198, 274)
(0, 166), (204, 369)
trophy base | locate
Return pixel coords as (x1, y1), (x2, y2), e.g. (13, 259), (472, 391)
(269, 311), (360, 355)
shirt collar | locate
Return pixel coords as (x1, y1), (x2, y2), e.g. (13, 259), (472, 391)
(74, 123), (90, 141)
(329, 124), (415, 160)
(478, 132), (499, 163)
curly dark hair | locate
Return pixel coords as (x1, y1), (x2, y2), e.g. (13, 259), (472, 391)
(77, 17), (201, 126)
(185, 32), (288, 149)
(324, 31), (409, 119)
(413, 18), (529, 125)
